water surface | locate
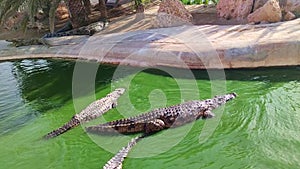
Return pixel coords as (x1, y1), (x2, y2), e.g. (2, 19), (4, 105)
(0, 59), (299, 169)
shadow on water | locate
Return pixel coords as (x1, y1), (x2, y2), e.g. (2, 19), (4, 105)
(142, 66), (300, 82)
(12, 59), (120, 113)
(12, 59), (75, 112)
(12, 60), (300, 114)
(1, 59), (119, 134)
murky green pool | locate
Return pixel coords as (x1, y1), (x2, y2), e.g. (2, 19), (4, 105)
(0, 59), (299, 169)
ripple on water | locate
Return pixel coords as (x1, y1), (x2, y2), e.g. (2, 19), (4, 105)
(0, 60), (300, 169)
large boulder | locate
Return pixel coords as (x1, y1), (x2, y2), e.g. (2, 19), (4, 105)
(252, 0), (269, 12)
(216, 0), (253, 20)
(247, 0), (282, 23)
(285, 0), (300, 16)
(284, 11), (296, 20)
(153, 0), (193, 28)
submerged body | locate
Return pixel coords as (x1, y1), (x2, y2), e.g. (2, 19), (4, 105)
(86, 93), (237, 135)
(44, 88), (125, 139)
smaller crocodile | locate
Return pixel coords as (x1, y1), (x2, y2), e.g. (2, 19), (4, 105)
(86, 93), (237, 135)
(44, 88), (125, 139)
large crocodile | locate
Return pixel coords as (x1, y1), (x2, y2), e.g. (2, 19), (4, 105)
(44, 88), (125, 139)
(86, 93), (237, 135)
(97, 93), (237, 169)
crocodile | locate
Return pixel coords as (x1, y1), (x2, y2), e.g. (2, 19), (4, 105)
(97, 93), (237, 169)
(6, 38), (47, 47)
(44, 88), (125, 139)
(42, 19), (108, 38)
(86, 93), (237, 135)
(6, 20), (108, 47)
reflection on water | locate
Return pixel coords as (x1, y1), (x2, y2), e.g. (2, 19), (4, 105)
(12, 59), (74, 111)
(0, 59), (299, 169)
(0, 62), (35, 134)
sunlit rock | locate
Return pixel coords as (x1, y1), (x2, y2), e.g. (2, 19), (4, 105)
(153, 0), (192, 28)
(216, 0), (253, 20)
(284, 11), (296, 21)
(285, 0), (300, 16)
(247, 0), (282, 23)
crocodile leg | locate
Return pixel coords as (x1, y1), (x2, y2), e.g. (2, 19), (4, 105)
(144, 119), (166, 134)
(201, 110), (215, 119)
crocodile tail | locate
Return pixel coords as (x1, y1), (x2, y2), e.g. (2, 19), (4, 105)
(44, 117), (80, 139)
(103, 135), (144, 169)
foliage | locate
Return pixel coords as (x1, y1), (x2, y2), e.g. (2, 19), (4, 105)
(0, 0), (47, 25)
(180, 0), (218, 5)
(0, 0), (60, 32)
(48, 0), (61, 33)
(134, 0), (143, 8)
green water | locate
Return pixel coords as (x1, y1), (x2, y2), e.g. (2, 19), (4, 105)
(0, 59), (300, 169)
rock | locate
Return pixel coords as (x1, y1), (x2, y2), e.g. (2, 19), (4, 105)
(248, 0), (282, 23)
(56, 2), (69, 20)
(285, 0), (300, 16)
(153, 0), (192, 28)
(253, 0), (269, 12)
(284, 11), (296, 20)
(216, 0), (253, 20)
(153, 13), (193, 28)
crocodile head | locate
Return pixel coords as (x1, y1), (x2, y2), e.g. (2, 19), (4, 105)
(204, 93), (237, 109)
(114, 88), (126, 95)
(224, 92), (237, 102)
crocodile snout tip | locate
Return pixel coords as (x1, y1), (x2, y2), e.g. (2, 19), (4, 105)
(115, 88), (126, 94)
(231, 92), (237, 97)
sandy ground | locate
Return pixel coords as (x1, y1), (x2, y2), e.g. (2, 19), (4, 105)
(0, 2), (245, 40)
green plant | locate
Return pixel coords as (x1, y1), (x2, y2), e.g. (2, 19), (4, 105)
(0, 0), (46, 25)
(0, 0), (61, 32)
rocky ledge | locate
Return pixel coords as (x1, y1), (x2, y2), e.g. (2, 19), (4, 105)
(0, 18), (299, 69)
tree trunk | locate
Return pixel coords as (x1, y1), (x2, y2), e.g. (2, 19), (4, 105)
(135, 0), (145, 20)
(98, 0), (108, 20)
(65, 0), (89, 28)
(82, 0), (92, 15)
